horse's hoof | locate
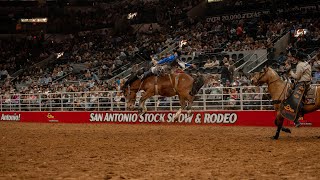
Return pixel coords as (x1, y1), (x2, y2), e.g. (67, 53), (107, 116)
(187, 110), (192, 116)
(282, 128), (291, 133)
(272, 136), (279, 140)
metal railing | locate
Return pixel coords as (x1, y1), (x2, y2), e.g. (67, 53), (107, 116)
(0, 86), (278, 112)
(247, 52), (269, 73)
(234, 52), (255, 71)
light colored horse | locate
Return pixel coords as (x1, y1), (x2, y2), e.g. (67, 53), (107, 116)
(251, 67), (320, 139)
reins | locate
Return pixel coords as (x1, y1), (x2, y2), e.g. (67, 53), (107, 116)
(255, 68), (287, 105)
(271, 80), (288, 105)
(124, 78), (144, 104)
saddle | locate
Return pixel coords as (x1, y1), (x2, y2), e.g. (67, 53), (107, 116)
(280, 83), (305, 121)
(287, 84), (316, 105)
(280, 83), (317, 121)
(304, 86), (317, 104)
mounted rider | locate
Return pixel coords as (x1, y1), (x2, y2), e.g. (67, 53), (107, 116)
(138, 50), (193, 80)
(282, 50), (312, 127)
(137, 47), (205, 96)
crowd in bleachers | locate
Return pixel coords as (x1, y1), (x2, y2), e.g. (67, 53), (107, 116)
(46, 0), (202, 32)
(1, 0), (320, 110)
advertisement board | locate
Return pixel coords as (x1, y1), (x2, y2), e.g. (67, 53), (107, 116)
(1, 111), (319, 127)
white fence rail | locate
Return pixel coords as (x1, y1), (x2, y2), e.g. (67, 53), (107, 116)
(0, 86), (280, 111)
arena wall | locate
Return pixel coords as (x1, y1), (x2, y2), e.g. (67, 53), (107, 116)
(1, 111), (319, 127)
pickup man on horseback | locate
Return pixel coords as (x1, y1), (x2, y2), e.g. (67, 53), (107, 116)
(282, 50), (312, 127)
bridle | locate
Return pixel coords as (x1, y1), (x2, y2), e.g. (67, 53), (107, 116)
(124, 80), (144, 103)
(254, 67), (287, 104)
(254, 68), (280, 85)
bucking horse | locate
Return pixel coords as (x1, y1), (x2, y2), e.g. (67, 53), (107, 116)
(121, 69), (210, 120)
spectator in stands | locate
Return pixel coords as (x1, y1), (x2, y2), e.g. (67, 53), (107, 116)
(221, 63), (231, 85)
(243, 87), (255, 110)
(312, 53), (320, 83)
(253, 87), (262, 110)
(203, 59), (215, 69)
(228, 88), (238, 108)
(0, 68), (9, 80)
(277, 52), (287, 65)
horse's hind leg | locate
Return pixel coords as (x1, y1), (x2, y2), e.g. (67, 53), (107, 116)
(274, 118), (291, 134)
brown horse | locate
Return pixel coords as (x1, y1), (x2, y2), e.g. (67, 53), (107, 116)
(122, 72), (206, 119)
(251, 67), (320, 139)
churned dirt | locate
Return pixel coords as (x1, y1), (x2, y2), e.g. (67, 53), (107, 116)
(0, 123), (320, 180)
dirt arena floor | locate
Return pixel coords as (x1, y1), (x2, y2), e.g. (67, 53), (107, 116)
(1, 123), (320, 180)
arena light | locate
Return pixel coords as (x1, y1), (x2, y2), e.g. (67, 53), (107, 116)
(208, 0), (223, 3)
(127, 13), (137, 20)
(294, 29), (309, 37)
(20, 18), (48, 23)
(179, 40), (187, 48)
(57, 52), (64, 59)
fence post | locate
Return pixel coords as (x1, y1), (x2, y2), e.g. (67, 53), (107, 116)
(9, 95), (12, 111)
(28, 96), (31, 111)
(155, 96), (158, 111)
(97, 94), (100, 111)
(203, 89), (206, 111)
(0, 95), (2, 112)
(170, 97), (172, 111)
(39, 94), (42, 111)
(260, 88), (263, 110)
(18, 94), (21, 111)
(72, 93), (75, 111)
(221, 88), (224, 110)
(240, 86), (243, 110)
(60, 92), (63, 111)
(110, 92), (114, 111)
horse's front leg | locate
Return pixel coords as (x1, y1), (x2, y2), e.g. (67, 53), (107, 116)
(138, 100), (147, 116)
(281, 127), (291, 133)
(173, 96), (186, 121)
(185, 102), (192, 117)
(273, 115), (284, 140)
(185, 94), (194, 117)
(274, 119), (291, 133)
(138, 91), (152, 116)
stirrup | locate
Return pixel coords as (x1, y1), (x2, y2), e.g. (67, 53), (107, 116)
(137, 74), (144, 80)
(294, 120), (301, 128)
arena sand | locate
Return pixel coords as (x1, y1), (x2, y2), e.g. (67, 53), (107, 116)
(0, 123), (320, 179)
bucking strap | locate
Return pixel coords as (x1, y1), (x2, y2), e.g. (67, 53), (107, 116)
(155, 76), (158, 95)
(168, 74), (177, 93)
(175, 74), (180, 91)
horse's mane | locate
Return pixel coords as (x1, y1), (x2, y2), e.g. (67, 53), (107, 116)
(122, 65), (151, 90)
(122, 73), (139, 90)
(267, 67), (291, 85)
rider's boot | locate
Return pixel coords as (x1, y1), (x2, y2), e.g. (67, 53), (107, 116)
(139, 70), (153, 81)
(294, 115), (301, 128)
(294, 102), (305, 128)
